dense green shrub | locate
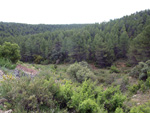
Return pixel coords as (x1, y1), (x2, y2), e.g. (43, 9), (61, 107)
(76, 67), (95, 82)
(33, 55), (43, 64)
(79, 61), (92, 70)
(110, 65), (120, 73)
(128, 78), (150, 93)
(0, 74), (127, 113)
(57, 80), (73, 108)
(40, 59), (49, 65)
(78, 99), (99, 113)
(0, 76), (60, 112)
(145, 77), (150, 88)
(130, 102), (150, 113)
(97, 86), (126, 112)
(67, 62), (95, 82)
(69, 80), (96, 110)
(120, 76), (129, 92)
(67, 62), (81, 78)
(115, 107), (124, 113)
(0, 42), (20, 63)
(0, 58), (16, 69)
(128, 83), (141, 94)
(130, 60), (150, 80)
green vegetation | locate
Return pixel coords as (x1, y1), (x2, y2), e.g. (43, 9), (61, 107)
(0, 74), (126, 112)
(0, 10), (150, 67)
(0, 42), (20, 69)
(0, 42), (20, 63)
(130, 60), (150, 80)
(130, 102), (150, 113)
(110, 65), (120, 73)
(1, 10), (150, 112)
(67, 62), (96, 82)
(1, 60), (150, 112)
(0, 58), (16, 69)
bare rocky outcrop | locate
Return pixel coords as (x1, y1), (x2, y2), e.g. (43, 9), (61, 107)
(14, 64), (38, 78)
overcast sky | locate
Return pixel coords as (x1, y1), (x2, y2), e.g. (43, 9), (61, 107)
(0, 0), (149, 24)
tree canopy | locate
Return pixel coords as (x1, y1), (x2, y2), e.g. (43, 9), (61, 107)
(0, 10), (150, 66)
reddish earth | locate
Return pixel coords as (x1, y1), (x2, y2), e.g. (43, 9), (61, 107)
(116, 62), (126, 68)
(16, 64), (38, 76)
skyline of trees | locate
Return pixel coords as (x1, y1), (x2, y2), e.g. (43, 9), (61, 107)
(0, 9), (150, 67)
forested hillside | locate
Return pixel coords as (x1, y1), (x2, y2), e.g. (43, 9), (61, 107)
(1, 10), (150, 67)
(1, 9), (150, 113)
(0, 22), (87, 37)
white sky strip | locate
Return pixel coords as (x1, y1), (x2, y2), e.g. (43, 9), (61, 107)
(0, 0), (150, 24)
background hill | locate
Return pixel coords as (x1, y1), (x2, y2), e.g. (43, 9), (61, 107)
(0, 9), (150, 67)
(1, 9), (150, 113)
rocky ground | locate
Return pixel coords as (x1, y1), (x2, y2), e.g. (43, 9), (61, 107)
(0, 64), (39, 79)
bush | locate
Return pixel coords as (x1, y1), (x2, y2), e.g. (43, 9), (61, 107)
(76, 67), (95, 82)
(145, 77), (150, 88)
(129, 60), (150, 80)
(126, 63), (132, 67)
(128, 78), (150, 93)
(115, 107), (124, 113)
(0, 58), (16, 69)
(67, 63), (81, 79)
(33, 55), (43, 64)
(0, 42), (21, 63)
(97, 86), (126, 112)
(120, 76), (129, 92)
(67, 62), (95, 82)
(41, 59), (49, 65)
(130, 102), (150, 113)
(105, 73), (116, 85)
(57, 80), (73, 108)
(110, 65), (120, 73)
(128, 83), (141, 94)
(68, 80), (97, 111)
(0, 76), (60, 112)
(79, 99), (99, 113)
(79, 61), (92, 70)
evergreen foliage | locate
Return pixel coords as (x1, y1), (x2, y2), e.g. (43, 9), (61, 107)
(130, 60), (150, 80)
(67, 62), (95, 82)
(0, 10), (150, 66)
(0, 42), (20, 63)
